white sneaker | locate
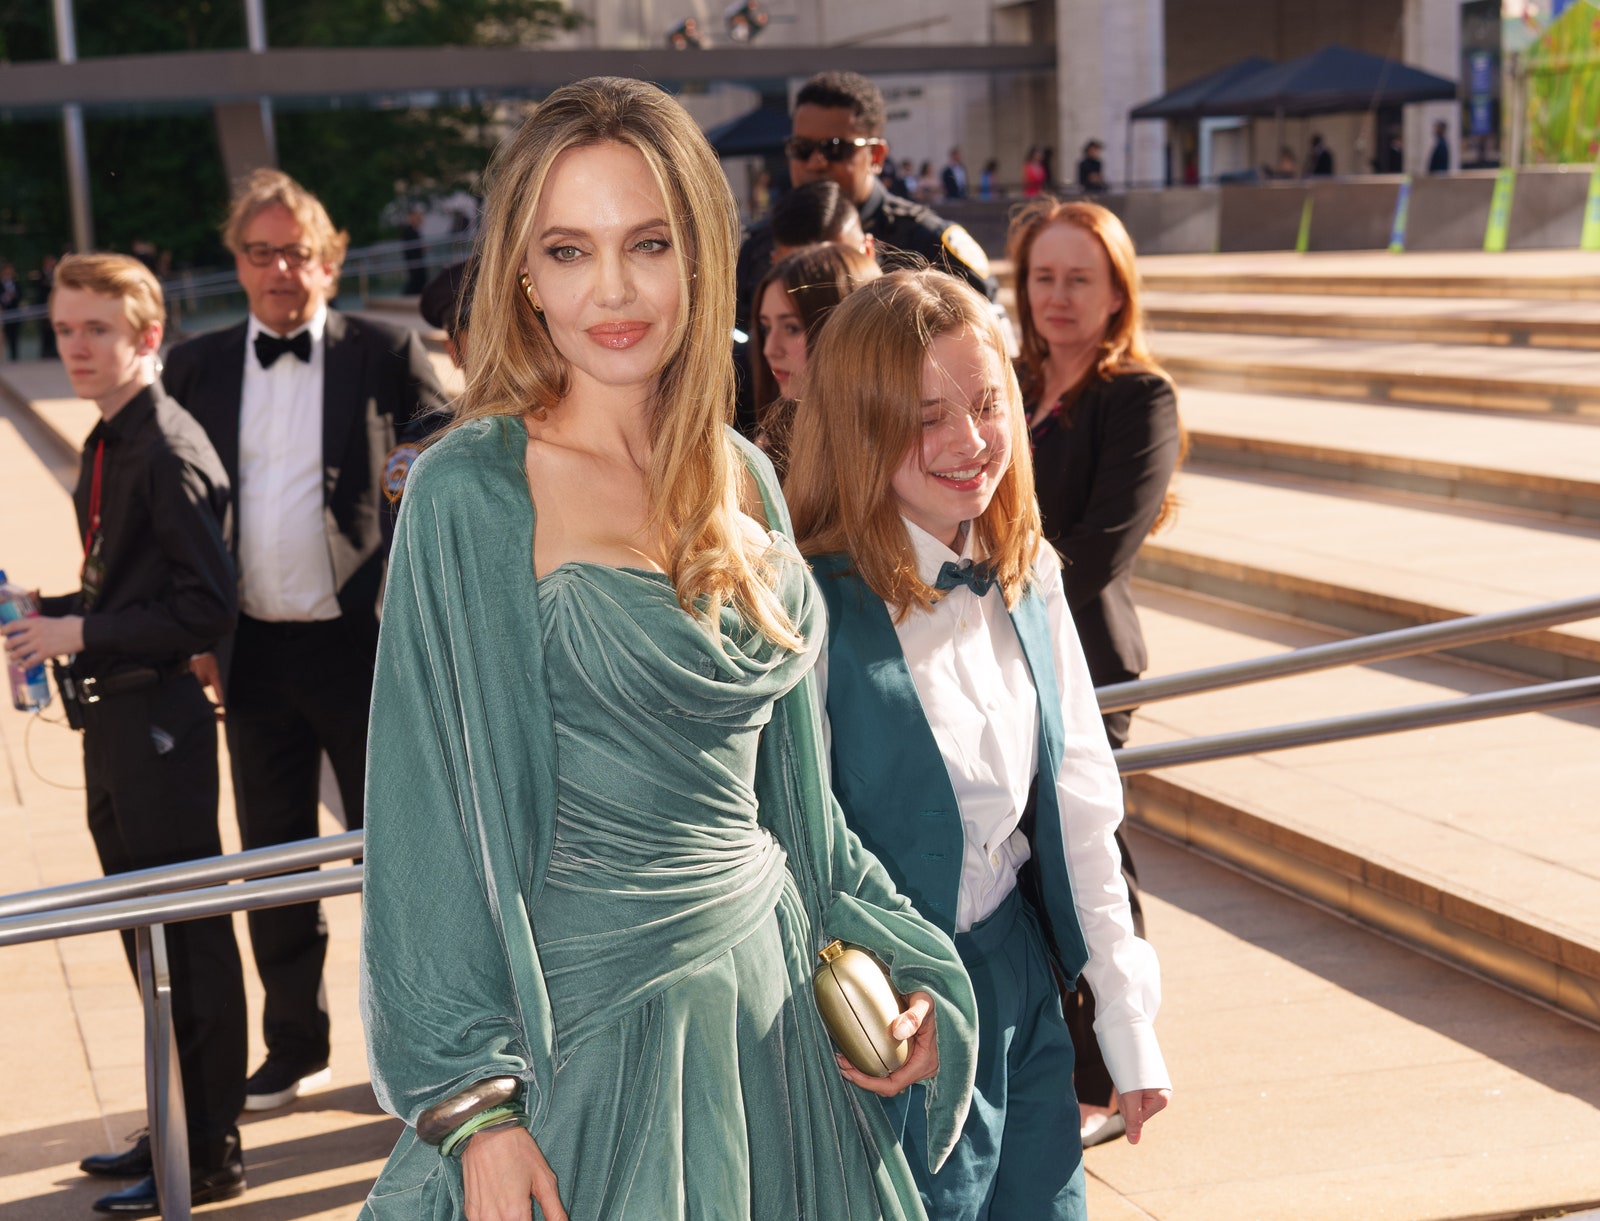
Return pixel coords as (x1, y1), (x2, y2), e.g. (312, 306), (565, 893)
(243, 1058), (332, 1112)
(1081, 1109), (1127, 1149)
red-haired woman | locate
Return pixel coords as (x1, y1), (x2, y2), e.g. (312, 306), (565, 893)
(1007, 198), (1184, 1149)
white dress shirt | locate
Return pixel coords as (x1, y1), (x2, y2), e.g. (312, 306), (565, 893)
(237, 307), (340, 622)
(817, 519), (1170, 1093)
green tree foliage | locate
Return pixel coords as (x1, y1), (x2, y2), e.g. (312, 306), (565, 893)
(0, 0), (576, 268)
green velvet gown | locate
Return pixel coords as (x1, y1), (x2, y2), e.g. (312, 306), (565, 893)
(357, 416), (978, 1221)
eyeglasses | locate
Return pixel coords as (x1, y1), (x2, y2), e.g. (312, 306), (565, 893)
(241, 242), (315, 269)
(784, 136), (885, 163)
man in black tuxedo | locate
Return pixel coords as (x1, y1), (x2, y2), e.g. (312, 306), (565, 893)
(164, 169), (446, 1112)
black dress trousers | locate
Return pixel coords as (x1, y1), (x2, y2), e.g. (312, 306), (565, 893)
(224, 613), (373, 1065)
(82, 673), (248, 1168)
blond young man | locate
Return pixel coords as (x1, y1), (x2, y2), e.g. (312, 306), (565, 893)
(163, 170), (447, 1110)
(2, 254), (248, 1215)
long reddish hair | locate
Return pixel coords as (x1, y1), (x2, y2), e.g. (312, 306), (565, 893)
(1007, 197), (1182, 533)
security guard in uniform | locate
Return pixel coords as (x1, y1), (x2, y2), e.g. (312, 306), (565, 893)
(734, 70), (996, 433)
(2, 253), (248, 1216)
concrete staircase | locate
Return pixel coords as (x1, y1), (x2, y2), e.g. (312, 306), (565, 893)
(1128, 252), (1600, 1031)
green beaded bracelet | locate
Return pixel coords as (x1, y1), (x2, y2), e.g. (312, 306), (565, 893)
(440, 1104), (527, 1158)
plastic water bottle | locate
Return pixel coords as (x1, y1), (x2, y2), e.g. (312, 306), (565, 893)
(0, 571), (52, 712)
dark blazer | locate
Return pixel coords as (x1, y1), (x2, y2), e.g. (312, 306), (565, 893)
(162, 309), (448, 657)
(1028, 370), (1181, 687)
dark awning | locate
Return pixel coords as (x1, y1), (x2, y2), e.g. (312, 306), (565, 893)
(705, 104), (790, 157)
(1198, 44), (1457, 117)
(1129, 56), (1274, 121)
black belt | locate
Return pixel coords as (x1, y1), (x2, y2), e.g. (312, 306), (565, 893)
(73, 661), (190, 704)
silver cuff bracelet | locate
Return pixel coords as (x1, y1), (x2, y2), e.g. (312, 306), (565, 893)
(416, 1075), (522, 1146)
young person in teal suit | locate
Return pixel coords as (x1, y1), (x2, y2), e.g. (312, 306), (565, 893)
(788, 270), (1172, 1220)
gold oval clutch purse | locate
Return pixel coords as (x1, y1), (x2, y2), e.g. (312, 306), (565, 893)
(812, 940), (909, 1078)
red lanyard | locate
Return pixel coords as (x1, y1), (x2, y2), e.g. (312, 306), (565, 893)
(82, 439), (105, 559)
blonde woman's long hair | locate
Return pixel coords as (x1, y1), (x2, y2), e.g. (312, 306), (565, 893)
(456, 76), (800, 650)
(787, 270), (1043, 620)
(1007, 197), (1182, 533)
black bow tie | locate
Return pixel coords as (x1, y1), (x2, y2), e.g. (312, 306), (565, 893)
(254, 329), (312, 369)
(934, 559), (998, 597)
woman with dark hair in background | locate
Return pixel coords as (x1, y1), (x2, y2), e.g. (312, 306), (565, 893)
(750, 242), (880, 476)
(1006, 197), (1184, 1150)
(769, 180), (873, 262)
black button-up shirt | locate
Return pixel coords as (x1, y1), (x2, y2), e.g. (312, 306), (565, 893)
(40, 384), (237, 677)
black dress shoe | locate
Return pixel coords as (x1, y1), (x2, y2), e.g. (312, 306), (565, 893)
(80, 1132), (151, 1179)
(91, 1152), (245, 1215)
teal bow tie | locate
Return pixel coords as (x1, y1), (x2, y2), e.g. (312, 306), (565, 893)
(934, 559), (997, 597)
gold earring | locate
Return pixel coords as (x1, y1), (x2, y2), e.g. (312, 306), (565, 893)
(518, 271), (543, 313)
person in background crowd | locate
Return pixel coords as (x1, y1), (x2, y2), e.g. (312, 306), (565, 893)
(749, 242), (880, 476)
(879, 154), (907, 199)
(1077, 140), (1107, 193)
(355, 75), (976, 1221)
(35, 253), (59, 359)
(0, 263), (22, 361)
(400, 205), (429, 295)
(788, 268), (1171, 1219)
(979, 158), (1001, 200)
(899, 158), (920, 200)
(162, 168), (447, 1116)
(130, 239), (160, 276)
(418, 259), (476, 369)
(1023, 146), (1048, 198)
(914, 160), (937, 203)
(1007, 198), (1184, 1150)
(1042, 146), (1056, 190)
(1428, 120), (1451, 174)
(1307, 133), (1334, 176)
(941, 148), (969, 200)
(769, 180), (873, 262)
(3, 253), (247, 1216)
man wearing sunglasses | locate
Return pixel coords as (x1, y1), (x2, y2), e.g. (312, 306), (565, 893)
(162, 169), (446, 1117)
(736, 71), (996, 348)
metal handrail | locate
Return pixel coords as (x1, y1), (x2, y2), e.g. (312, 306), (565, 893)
(0, 867), (362, 948)
(4, 231), (475, 325)
(1098, 592), (1600, 713)
(0, 829), (362, 921)
(3, 677), (1598, 945)
(1115, 674), (1600, 775)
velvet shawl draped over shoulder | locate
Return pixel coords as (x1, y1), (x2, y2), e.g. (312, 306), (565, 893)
(358, 415), (977, 1220)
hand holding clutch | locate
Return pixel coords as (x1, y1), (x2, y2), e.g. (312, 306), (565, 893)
(813, 941), (939, 1098)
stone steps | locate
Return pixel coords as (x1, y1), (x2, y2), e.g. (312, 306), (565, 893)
(1146, 290), (1600, 350)
(1179, 387), (1600, 524)
(1126, 581), (1600, 1032)
(1138, 467), (1600, 682)
(1153, 330), (1600, 420)
(1136, 249), (1600, 300)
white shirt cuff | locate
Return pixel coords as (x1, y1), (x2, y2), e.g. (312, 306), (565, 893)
(1094, 1014), (1172, 1095)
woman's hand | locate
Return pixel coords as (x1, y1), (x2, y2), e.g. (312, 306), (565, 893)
(835, 990), (939, 1097)
(461, 1124), (567, 1221)
(1122, 1088), (1171, 1145)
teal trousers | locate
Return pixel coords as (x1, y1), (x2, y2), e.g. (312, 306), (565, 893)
(886, 887), (1087, 1220)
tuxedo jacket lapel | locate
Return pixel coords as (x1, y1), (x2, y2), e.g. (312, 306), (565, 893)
(209, 324), (248, 490)
(321, 309), (361, 498)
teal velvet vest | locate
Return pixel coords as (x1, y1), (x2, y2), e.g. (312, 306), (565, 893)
(812, 555), (1090, 981)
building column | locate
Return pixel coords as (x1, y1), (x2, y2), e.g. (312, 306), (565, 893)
(1055, 0), (1164, 191)
(51, 0), (93, 252)
(1404, 0), (1460, 174)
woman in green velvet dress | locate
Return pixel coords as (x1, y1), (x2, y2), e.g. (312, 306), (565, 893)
(357, 77), (979, 1221)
